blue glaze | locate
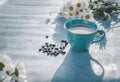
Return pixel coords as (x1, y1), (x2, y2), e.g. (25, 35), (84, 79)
(64, 19), (106, 52)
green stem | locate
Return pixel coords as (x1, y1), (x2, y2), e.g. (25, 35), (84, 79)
(0, 72), (15, 82)
(0, 77), (7, 82)
(9, 72), (15, 76)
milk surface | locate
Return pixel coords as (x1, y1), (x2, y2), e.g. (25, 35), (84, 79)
(68, 27), (94, 34)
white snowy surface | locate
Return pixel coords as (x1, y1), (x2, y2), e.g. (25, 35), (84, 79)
(0, 0), (120, 82)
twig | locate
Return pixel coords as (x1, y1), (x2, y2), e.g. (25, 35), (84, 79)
(107, 25), (120, 32)
(0, 77), (7, 82)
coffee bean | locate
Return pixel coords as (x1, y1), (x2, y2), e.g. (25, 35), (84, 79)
(51, 52), (55, 55)
(51, 48), (54, 50)
(45, 36), (49, 38)
(63, 40), (68, 43)
(48, 50), (52, 53)
(55, 48), (58, 50)
(62, 46), (65, 50)
(49, 44), (52, 46)
(52, 44), (56, 47)
(62, 51), (66, 55)
(46, 45), (49, 47)
(39, 49), (42, 52)
(58, 50), (61, 53)
(41, 46), (45, 49)
(47, 52), (50, 55)
(44, 48), (47, 50)
(43, 50), (46, 53)
(65, 43), (68, 46)
(54, 53), (59, 56)
(59, 47), (63, 50)
(39, 39), (68, 56)
(45, 43), (49, 46)
(61, 40), (66, 43)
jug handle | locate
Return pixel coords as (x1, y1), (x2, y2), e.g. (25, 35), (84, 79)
(92, 30), (106, 44)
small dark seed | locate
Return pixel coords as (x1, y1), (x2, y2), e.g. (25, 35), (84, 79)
(44, 48), (47, 50)
(51, 48), (54, 50)
(60, 47), (63, 50)
(43, 50), (46, 53)
(41, 46), (45, 48)
(65, 43), (68, 46)
(45, 43), (49, 46)
(54, 51), (57, 53)
(52, 44), (56, 47)
(62, 46), (65, 50)
(49, 44), (52, 47)
(45, 36), (49, 38)
(39, 49), (42, 52)
(54, 53), (58, 56)
(48, 50), (52, 52)
(61, 40), (66, 43)
(55, 48), (58, 50)
(62, 51), (66, 55)
(46, 45), (49, 47)
(47, 48), (50, 51)
(47, 53), (50, 55)
(52, 52), (55, 55)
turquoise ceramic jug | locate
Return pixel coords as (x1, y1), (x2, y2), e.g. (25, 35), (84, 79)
(64, 19), (106, 52)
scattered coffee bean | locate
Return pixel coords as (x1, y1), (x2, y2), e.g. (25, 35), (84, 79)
(45, 36), (49, 38)
(55, 48), (58, 50)
(43, 50), (46, 53)
(44, 48), (47, 50)
(62, 51), (66, 55)
(39, 49), (42, 52)
(47, 52), (50, 55)
(51, 52), (55, 55)
(62, 46), (65, 50)
(48, 50), (52, 53)
(47, 48), (50, 51)
(41, 46), (45, 49)
(54, 53), (58, 56)
(39, 39), (68, 56)
(45, 43), (49, 46)
(60, 47), (63, 50)
(61, 40), (66, 43)
(49, 44), (52, 46)
(46, 45), (49, 47)
(52, 44), (56, 47)
(51, 48), (54, 50)
(65, 42), (68, 46)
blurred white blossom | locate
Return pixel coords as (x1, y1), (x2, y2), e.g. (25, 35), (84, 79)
(0, 55), (27, 82)
(50, 0), (94, 20)
(62, 1), (93, 20)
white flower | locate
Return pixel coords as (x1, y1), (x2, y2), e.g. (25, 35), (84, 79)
(61, 0), (93, 20)
(0, 55), (27, 82)
(68, 12), (77, 19)
(82, 1), (89, 9)
(64, 1), (75, 12)
(0, 55), (15, 82)
(0, 55), (15, 74)
(78, 9), (93, 20)
(13, 63), (27, 82)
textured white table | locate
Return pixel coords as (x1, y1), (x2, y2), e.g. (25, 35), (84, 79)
(0, 0), (120, 82)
